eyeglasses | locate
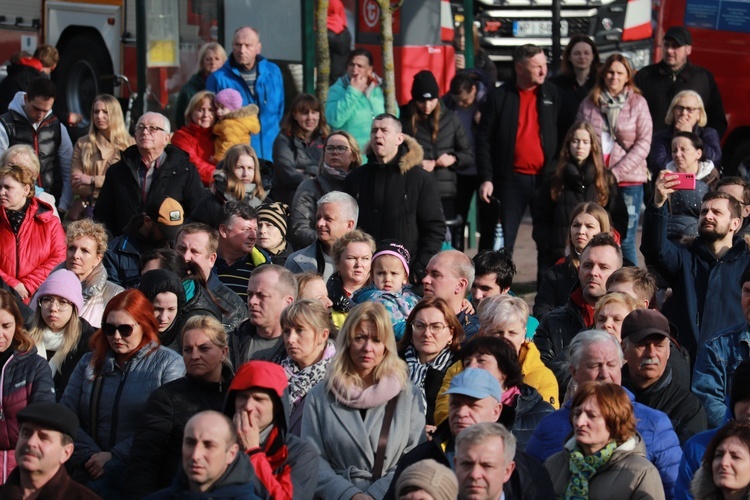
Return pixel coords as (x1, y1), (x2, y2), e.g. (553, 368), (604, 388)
(102, 323), (137, 337)
(135, 125), (166, 134)
(674, 105), (699, 114)
(38, 297), (73, 311)
(411, 320), (448, 334)
(325, 145), (350, 154)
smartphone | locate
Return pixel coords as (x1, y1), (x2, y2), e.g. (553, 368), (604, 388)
(672, 172), (696, 190)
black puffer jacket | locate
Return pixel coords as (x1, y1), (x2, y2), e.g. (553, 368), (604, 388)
(500, 383), (556, 451)
(531, 160), (628, 269)
(345, 136), (445, 283)
(271, 132), (325, 206)
(125, 369), (232, 499)
(93, 144), (205, 236)
(399, 101), (474, 199)
(289, 168), (347, 249)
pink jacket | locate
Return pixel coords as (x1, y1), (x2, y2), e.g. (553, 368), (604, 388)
(577, 91), (653, 184)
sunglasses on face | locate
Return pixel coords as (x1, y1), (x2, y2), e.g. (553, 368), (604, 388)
(102, 323), (137, 337)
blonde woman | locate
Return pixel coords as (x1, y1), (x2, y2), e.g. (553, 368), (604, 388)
(70, 94), (134, 216)
(0, 144), (59, 218)
(302, 302), (425, 499)
(175, 42), (227, 128)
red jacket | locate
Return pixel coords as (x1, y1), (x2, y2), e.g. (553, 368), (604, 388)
(170, 122), (217, 186)
(0, 198), (66, 303)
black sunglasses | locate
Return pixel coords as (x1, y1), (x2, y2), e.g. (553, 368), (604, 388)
(102, 323), (136, 337)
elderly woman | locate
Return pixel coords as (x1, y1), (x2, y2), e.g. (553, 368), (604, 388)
(174, 42), (227, 129)
(691, 421), (750, 500)
(0, 289), (54, 484)
(70, 94), (135, 218)
(648, 90), (722, 179)
(327, 229), (376, 325)
(461, 336), (555, 450)
(171, 90), (218, 186)
(62, 219), (123, 328)
(545, 381), (665, 499)
(0, 163), (65, 303)
(279, 299), (336, 435)
(577, 54), (653, 265)
(126, 315), (232, 498)
(289, 130), (362, 249)
(594, 292), (641, 341)
(398, 296), (464, 427)
(27, 269), (96, 397)
(61, 289), (185, 497)
(534, 202), (614, 318)
(302, 302), (425, 499)
(272, 93), (329, 206)
(257, 201), (293, 265)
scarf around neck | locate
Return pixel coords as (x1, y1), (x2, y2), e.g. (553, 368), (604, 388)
(565, 440), (617, 499)
(330, 373), (403, 409)
(599, 89), (629, 136)
(281, 340), (336, 411)
(405, 344), (454, 412)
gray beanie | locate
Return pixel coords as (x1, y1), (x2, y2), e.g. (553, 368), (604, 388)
(395, 459), (458, 500)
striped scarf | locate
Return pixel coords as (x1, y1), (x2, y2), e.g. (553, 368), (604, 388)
(404, 344), (454, 412)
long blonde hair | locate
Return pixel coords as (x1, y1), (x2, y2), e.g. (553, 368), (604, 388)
(27, 306), (83, 370)
(326, 302), (407, 396)
(81, 94), (133, 168)
(222, 144), (266, 201)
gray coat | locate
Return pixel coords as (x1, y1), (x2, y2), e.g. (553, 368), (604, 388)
(284, 241), (334, 280)
(301, 380), (426, 500)
(289, 168), (346, 249)
(61, 343), (185, 467)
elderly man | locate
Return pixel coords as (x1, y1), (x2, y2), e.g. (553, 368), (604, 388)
(455, 423), (518, 500)
(0, 77), (73, 213)
(692, 263), (750, 428)
(94, 112), (204, 236)
(386, 368), (554, 500)
(0, 402), (100, 499)
(145, 411), (258, 498)
(422, 250), (480, 339)
(534, 232), (623, 395)
(526, 329), (682, 498)
(174, 223), (248, 332)
(634, 26), (726, 135)
(345, 113), (445, 284)
(285, 191), (357, 280)
(621, 308), (707, 444)
(642, 178), (750, 360)
(206, 27), (283, 160)
(229, 265), (296, 366)
(215, 202), (270, 301)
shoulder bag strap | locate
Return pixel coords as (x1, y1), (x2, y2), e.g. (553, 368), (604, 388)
(88, 375), (105, 444)
(372, 392), (400, 481)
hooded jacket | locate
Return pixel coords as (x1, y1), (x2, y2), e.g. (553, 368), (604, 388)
(690, 465), (750, 500)
(345, 136), (445, 283)
(207, 55), (283, 160)
(213, 104), (261, 161)
(0, 197), (66, 303)
(171, 122), (217, 186)
(545, 434), (666, 500)
(0, 91), (74, 211)
(223, 361), (318, 500)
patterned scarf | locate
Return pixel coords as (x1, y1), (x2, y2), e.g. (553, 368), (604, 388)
(281, 340), (336, 411)
(404, 344), (454, 412)
(564, 440), (617, 499)
(5, 202), (28, 234)
(599, 89), (629, 137)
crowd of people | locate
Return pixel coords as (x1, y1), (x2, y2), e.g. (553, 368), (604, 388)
(0, 13), (748, 500)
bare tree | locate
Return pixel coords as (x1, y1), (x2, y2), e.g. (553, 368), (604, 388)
(375, 0), (404, 114)
(315, 0), (331, 105)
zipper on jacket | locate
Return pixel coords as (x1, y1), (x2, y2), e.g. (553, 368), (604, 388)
(108, 368), (130, 449)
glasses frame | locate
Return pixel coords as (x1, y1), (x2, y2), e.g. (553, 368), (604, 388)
(135, 125), (166, 134)
(38, 296), (73, 311)
(410, 320), (448, 334)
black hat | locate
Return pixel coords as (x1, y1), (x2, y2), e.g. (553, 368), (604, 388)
(664, 26), (692, 47)
(17, 402), (79, 439)
(411, 70), (440, 101)
(621, 309), (674, 343)
(731, 360), (750, 410)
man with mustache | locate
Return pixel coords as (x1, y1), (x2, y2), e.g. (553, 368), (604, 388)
(620, 308), (707, 445)
(0, 402), (100, 498)
(642, 174), (750, 361)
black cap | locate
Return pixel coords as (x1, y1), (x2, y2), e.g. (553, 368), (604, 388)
(17, 402), (79, 439)
(621, 308), (674, 343)
(664, 26), (692, 47)
(411, 70), (440, 101)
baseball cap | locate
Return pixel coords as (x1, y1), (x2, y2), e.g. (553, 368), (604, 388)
(443, 367), (502, 401)
(664, 26), (692, 47)
(620, 308), (674, 343)
(146, 196), (184, 242)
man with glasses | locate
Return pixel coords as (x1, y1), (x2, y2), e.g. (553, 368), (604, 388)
(94, 112), (204, 237)
(635, 26), (727, 136)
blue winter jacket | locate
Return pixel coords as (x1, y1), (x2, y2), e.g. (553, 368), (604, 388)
(641, 203), (750, 358)
(526, 387), (682, 499)
(207, 55), (284, 160)
(692, 322), (750, 428)
(674, 428), (717, 500)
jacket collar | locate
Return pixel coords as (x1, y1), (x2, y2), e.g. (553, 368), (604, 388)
(365, 135), (425, 174)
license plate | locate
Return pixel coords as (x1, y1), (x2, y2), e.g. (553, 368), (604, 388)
(512, 20), (569, 37)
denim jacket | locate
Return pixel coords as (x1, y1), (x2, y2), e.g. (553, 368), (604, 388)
(692, 322), (750, 428)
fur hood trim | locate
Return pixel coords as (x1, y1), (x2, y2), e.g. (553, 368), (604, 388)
(366, 135), (424, 175)
(223, 103), (259, 120)
(690, 466), (730, 500)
